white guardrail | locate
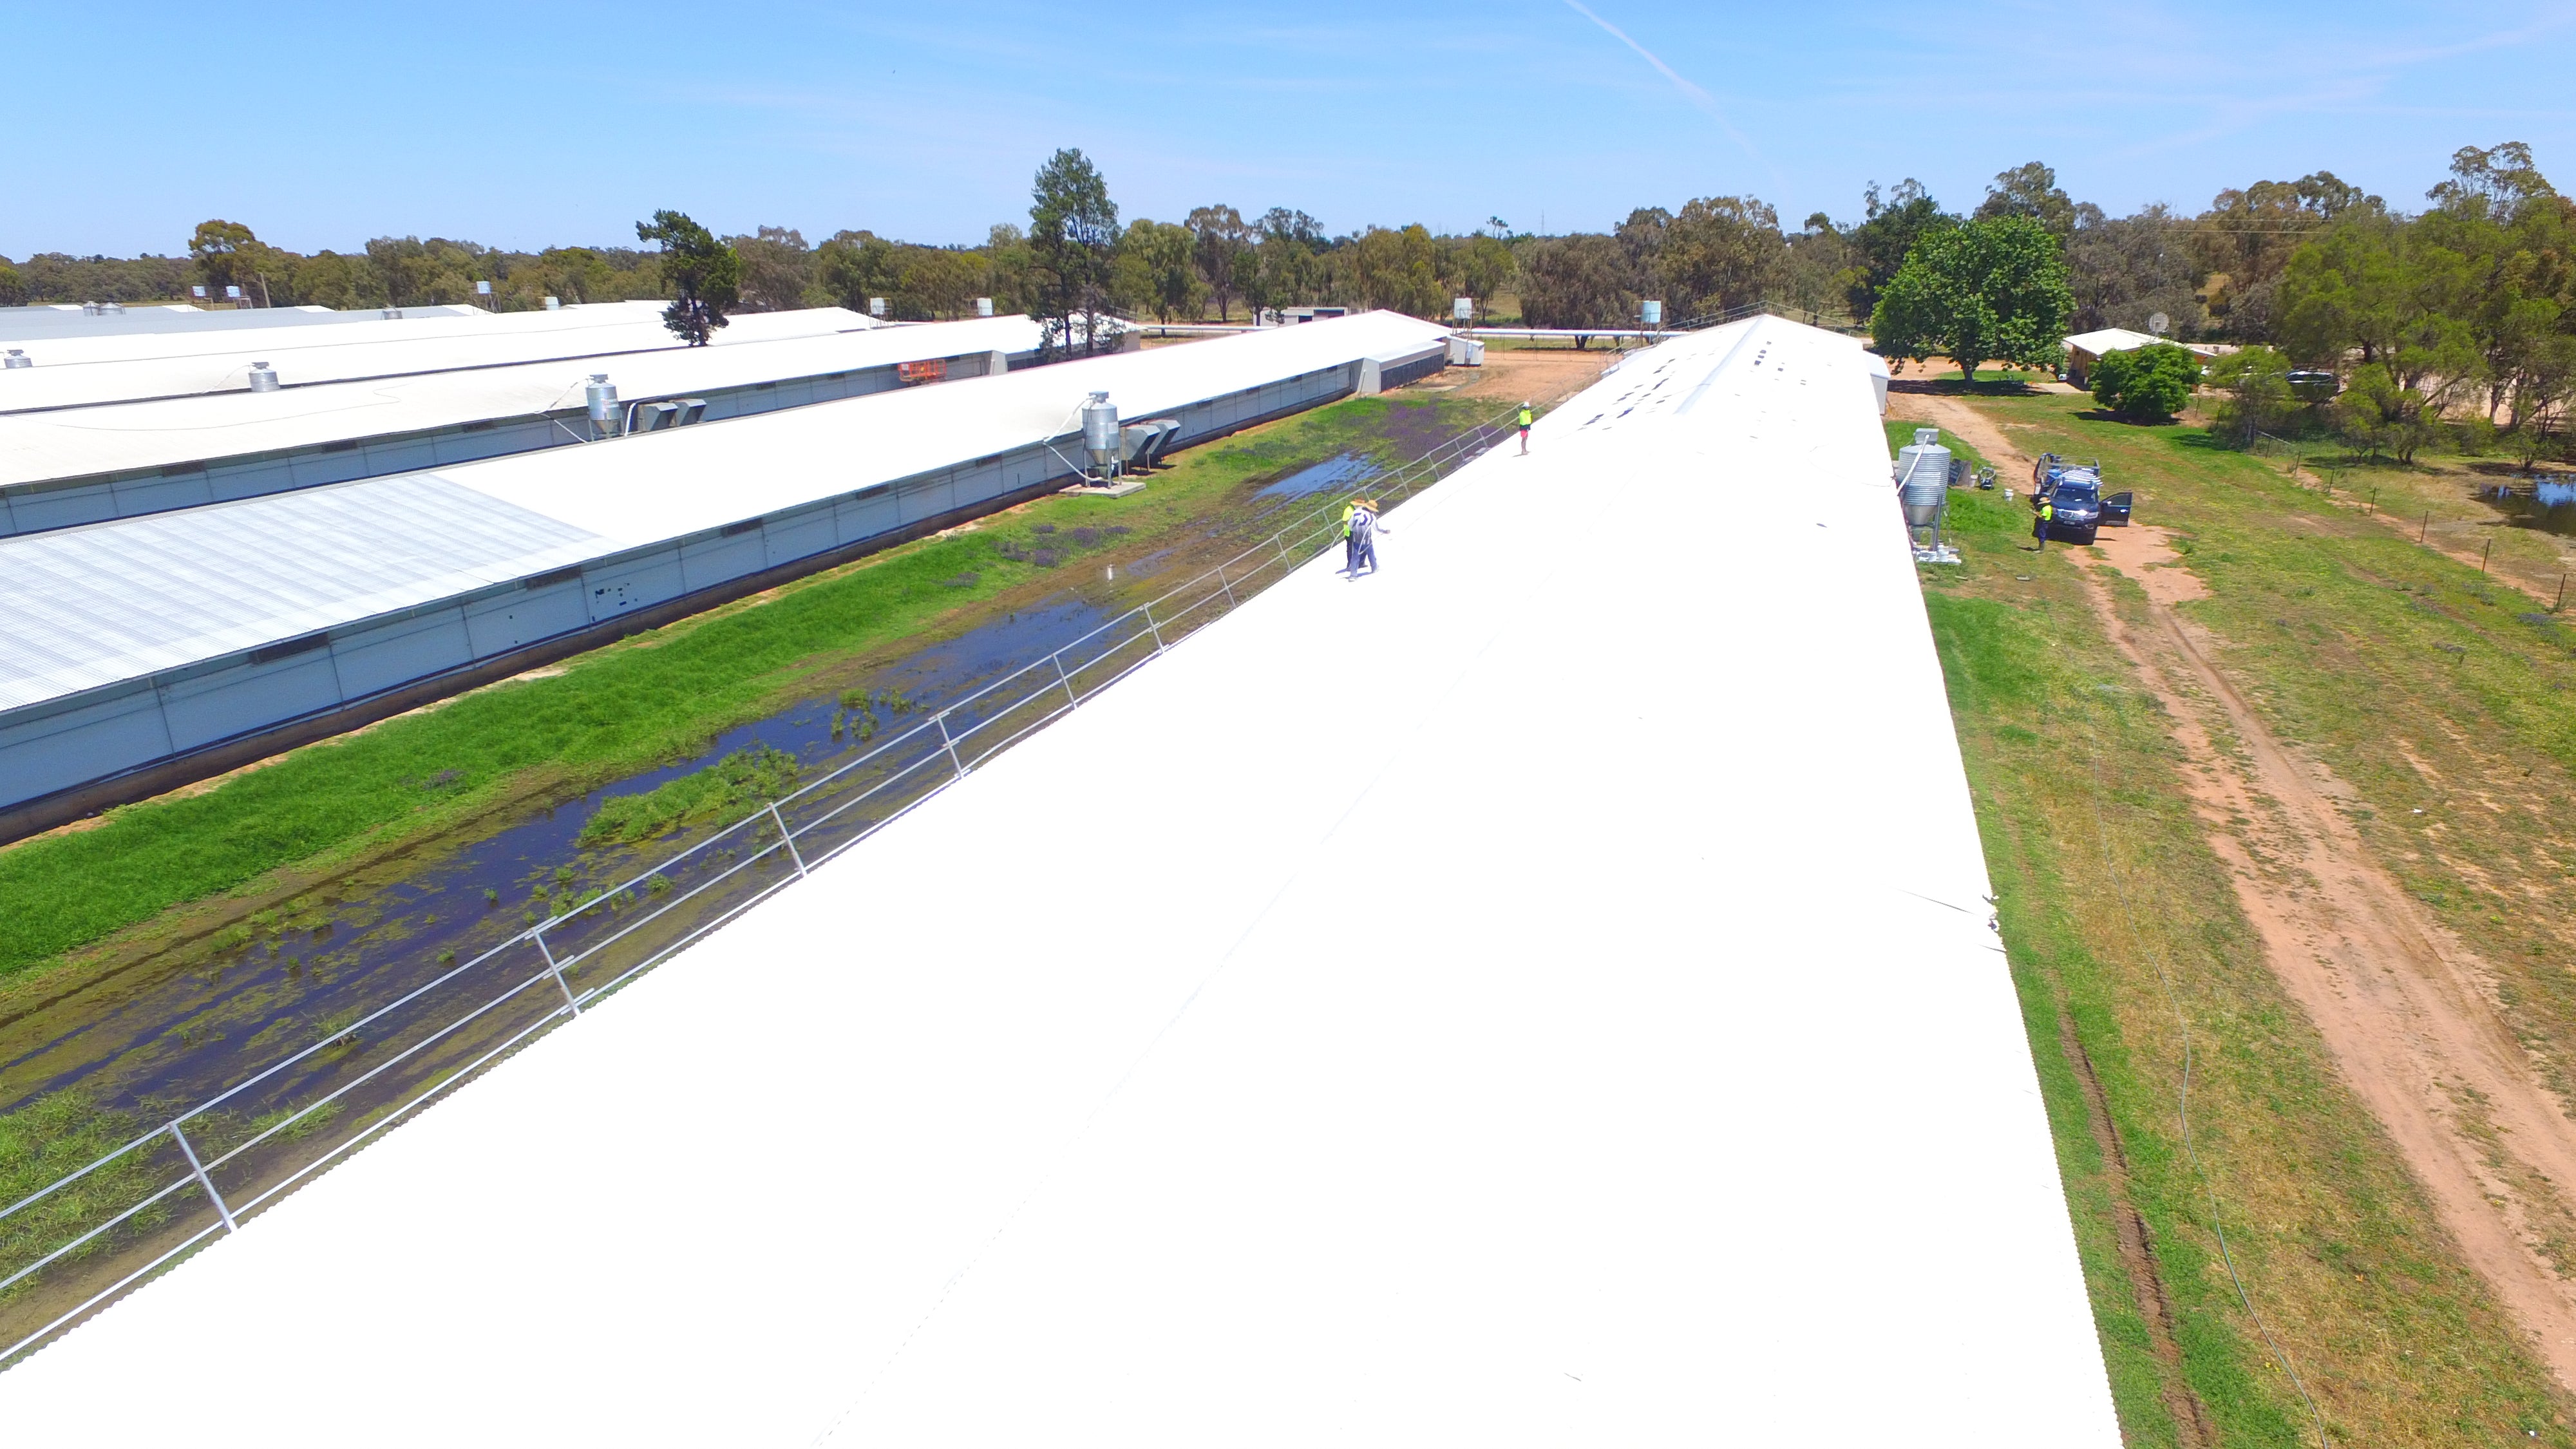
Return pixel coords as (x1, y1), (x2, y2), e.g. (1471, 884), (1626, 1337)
(0, 406), (1520, 1368)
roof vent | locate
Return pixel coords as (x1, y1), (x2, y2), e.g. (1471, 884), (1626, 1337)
(3, 349), (28, 370)
(247, 362), (280, 393)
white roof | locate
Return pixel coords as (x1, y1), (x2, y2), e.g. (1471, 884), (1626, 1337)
(0, 304), (880, 413)
(2063, 327), (2219, 357)
(0, 302), (486, 341)
(0, 314), (1044, 489)
(0, 316), (2119, 1446)
(0, 311), (1450, 710)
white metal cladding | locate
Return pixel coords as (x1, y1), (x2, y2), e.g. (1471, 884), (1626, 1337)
(0, 314), (1444, 812)
(0, 316), (1045, 536)
(0, 303), (486, 342)
(0, 305), (880, 415)
(0, 476), (607, 708)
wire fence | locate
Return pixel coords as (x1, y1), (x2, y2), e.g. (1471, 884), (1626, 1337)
(0, 406), (1520, 1370)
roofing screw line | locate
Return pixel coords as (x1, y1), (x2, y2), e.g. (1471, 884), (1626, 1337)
(532, 932), (582, 1017)
(167, 1124), (236, 1236)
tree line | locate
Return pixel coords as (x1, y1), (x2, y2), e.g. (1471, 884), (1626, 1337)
(2, 141), (2566, 460)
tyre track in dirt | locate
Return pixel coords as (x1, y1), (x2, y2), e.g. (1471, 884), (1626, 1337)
(1904, 392), (2576, 1390)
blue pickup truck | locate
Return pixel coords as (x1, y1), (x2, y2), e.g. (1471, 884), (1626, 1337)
(2031, 454), (2134, 545)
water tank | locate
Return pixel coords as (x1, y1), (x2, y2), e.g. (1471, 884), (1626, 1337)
(975, 297), (994, 317)
(544, 295), (562, 310)
(1081, 392), (1119, 473)
(247, 362), (280, 393)
(585, 374), (618, 422)
(868, 297), (888, 317)
(1895, 427), (1949, 528)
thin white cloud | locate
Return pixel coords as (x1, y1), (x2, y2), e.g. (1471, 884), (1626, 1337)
(1559, 0), (1774, 183)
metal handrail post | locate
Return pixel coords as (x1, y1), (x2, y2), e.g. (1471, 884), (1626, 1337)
(1052, 652), (1079, 706)
(169, 1124), (236, 1235)
(769, 803), (808, 878)
(1143, 605), (1167, 652)
(1215, 562), (1237, 607)
(533, 932), (582, 1016)
(934, 712), (968, 777)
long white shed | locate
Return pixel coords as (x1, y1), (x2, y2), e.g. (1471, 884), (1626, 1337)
(0, 302), (878, 414)
(0, 311), (1451, 837)
(0, 314), (1046, 536)
(0, 315), (2120, 1446)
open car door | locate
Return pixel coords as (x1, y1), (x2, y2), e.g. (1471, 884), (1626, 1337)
(2101, 491), (2134, 527)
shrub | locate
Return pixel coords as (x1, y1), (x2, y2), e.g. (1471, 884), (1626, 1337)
(2090, 342), (2202, 420)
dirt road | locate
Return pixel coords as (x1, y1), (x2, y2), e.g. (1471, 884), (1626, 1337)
(1900, 392), (2576, 1388)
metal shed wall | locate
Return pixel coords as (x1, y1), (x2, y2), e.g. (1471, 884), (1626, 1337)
(0, 357), (1367, 836)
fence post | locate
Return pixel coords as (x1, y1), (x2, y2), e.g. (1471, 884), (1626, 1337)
(934, 711), (968, 777)
(1143, 605), (1168, 653)
(1053, 652), (1079, 706)
(769, 802), (808, 878)
(169, 1123), (237, 1235)
(1273, 533), (1293, 567)
(1215, 562), (1237, 607)
(533, 931), (582, 1016)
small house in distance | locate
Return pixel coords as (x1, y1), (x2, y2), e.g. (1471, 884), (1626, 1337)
(2061, 328), (2223, 388)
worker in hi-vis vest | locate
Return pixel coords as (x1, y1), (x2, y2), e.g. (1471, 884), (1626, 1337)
(2032, 497), (2054, 551)
(1341, 498), (1364, 575)
(1517, 402), (1535, 455)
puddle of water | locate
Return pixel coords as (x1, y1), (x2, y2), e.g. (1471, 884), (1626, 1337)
(1256, 453), (1381, 499)
(0, 596), (1115, 1118)
(2479, 477), (2576, 536)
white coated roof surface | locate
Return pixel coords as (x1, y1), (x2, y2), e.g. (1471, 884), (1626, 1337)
(2063, 327), (2221, 357)
(0, 314), (1044, 488)
(0, 302), (486, 341)
(0, 311), (1450, 710)
(0, 316), (2120, 1446)
(0, 303), (880, 413)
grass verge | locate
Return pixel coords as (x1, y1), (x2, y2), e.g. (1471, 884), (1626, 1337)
(1924, 464), (2573, 1444)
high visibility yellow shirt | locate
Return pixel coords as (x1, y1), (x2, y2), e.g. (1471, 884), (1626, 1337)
(1518, 408), (1534, 427)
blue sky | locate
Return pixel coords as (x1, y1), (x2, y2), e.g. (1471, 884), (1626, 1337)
(11, 0), (2575, 258)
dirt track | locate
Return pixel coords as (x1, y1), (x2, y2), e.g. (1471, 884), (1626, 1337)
(1903, 392), (2576, 1388)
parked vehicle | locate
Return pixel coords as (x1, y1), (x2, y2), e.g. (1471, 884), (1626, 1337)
(2030, 453), (2134, 544)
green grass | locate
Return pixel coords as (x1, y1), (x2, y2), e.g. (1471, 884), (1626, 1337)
(576, 744), (802, 848)
(0, 393), (1498, 990)
(1919, 419), (2576, 1444)
(1967, 394), (2576, 1106)
(1884, 419), (1996, 478)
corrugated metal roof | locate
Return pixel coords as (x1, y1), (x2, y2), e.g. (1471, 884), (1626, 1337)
(0, 303), (484, 342)
(0, 311), (1448, 714)
(0, 476), (606, 708)
(0, 315), (1044, 489)
(0, 305), (880, 414)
